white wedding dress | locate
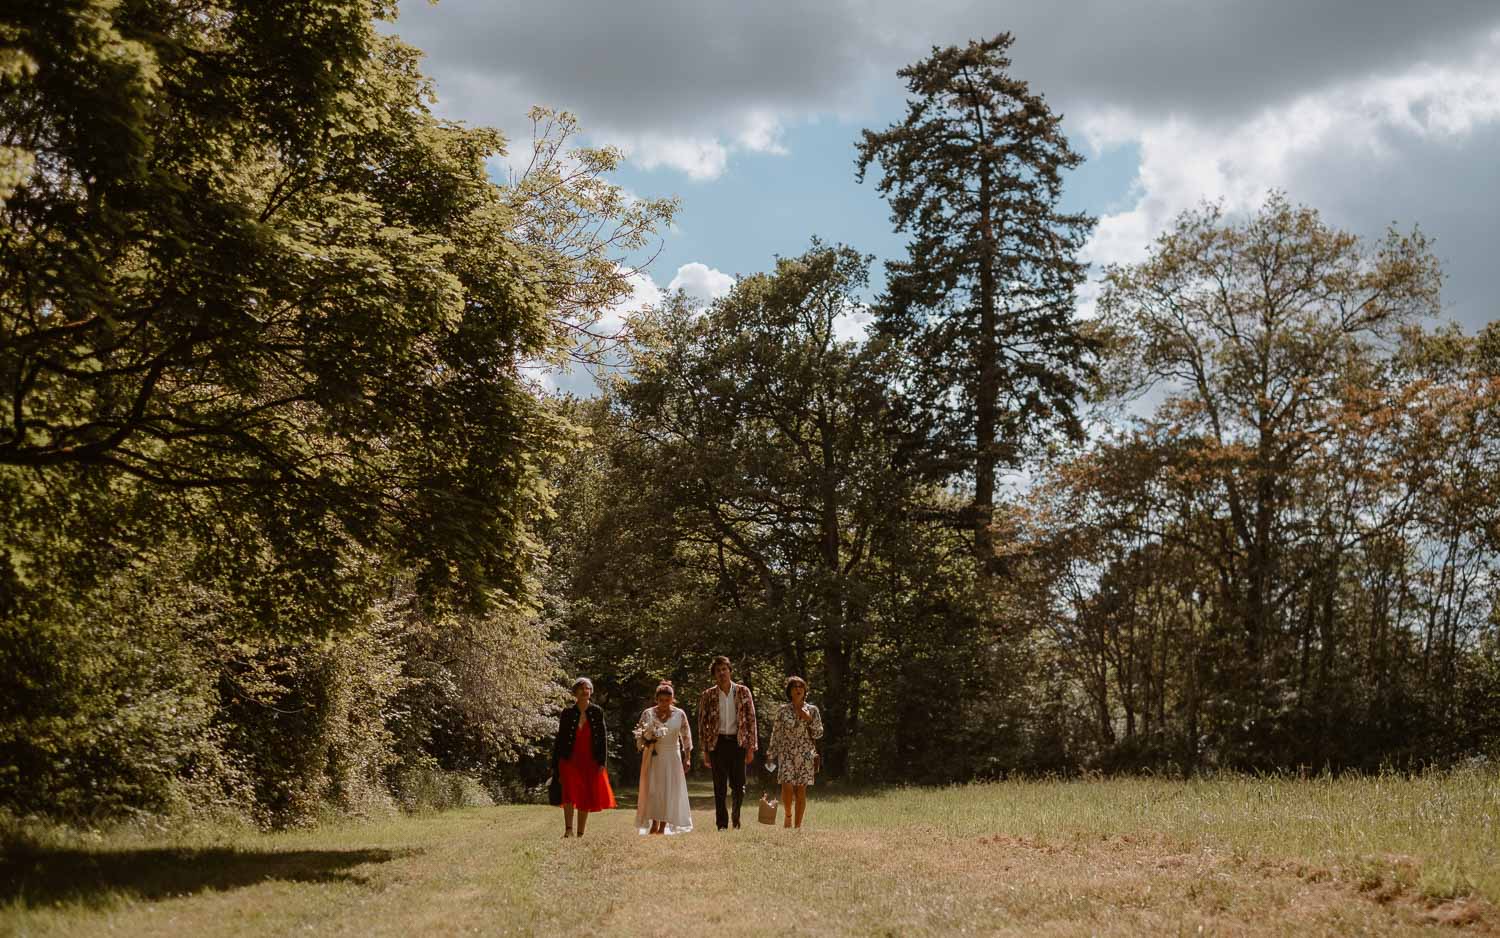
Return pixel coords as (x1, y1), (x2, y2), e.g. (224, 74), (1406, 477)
(635, 706), (693, 834)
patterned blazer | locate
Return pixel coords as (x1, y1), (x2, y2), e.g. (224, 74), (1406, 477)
(697, 682), (758, 752)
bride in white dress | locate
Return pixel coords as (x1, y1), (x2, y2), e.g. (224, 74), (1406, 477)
(634, 681), (693, 835)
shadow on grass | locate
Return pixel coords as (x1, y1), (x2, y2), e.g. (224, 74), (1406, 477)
(610, 777), (748, 813)
(611, 775), (882, 813)
(0, 844), (416, 909)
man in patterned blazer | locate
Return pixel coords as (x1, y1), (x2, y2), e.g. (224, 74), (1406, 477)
(698, 655), (758, 830)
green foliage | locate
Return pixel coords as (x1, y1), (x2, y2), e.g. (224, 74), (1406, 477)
(0, 1), (653, 825)
(1, 0), (554, 614)
(213, 611), (407, 826)
(0, 542), (223, 820)
(3, 1), (1495, 827)
(550, 242), (1035, 779)
(606, 243), (916, 774)
(1033, 195), (1496, 772)
(547, 204), (1496, 786)
(383, 588), (566, 795)
(387, 765), (495, 813)
(503, 107), (678, 368)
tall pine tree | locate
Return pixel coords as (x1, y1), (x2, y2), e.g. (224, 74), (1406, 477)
(857, 34), (1095, 568)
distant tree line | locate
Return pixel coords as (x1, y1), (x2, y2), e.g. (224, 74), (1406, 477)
(2, 6), (1494, 827)
(545, 37), (1499, 783)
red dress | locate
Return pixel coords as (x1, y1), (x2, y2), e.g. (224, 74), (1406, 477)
(560, 715), (616, 811)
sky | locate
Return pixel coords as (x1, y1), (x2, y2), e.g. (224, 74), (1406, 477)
(390, 0), (1500, 391)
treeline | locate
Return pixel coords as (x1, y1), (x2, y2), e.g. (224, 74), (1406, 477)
(543, 42), (1500, 781)
(548, 219), (1500, 785)
(1033, 205), (1500, 771)
(2, 6), (1496, 829)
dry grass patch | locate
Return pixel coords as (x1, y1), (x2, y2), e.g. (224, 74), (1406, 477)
(3, 771), (1497, 937)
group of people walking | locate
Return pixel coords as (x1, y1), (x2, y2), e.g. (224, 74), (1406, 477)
(550, 655), (823, 838)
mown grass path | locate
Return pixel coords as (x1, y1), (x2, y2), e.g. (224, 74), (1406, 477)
(4, 773), (1498, 936)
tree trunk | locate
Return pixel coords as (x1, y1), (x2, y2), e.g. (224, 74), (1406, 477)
(817, 405), (855, 777)
(973, 162), (1000, 570)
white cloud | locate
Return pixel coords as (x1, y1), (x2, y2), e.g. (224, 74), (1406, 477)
(1079, 31), (1500, 288)
(391, 2), (1500, 325)
(602, 134), (729, 181)
(473, 113), (784, 183)
(591, 111), (789, 180)
(393, 0), (1500, 180)
(735, 110), (790, 156)
(391, 0), (871, 181)
(668, 262), (735, 303)
(833, 307), (873, 343)
(601, 268), (665, 334)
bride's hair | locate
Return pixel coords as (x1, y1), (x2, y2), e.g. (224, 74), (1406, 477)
(654, 680), (674, 698)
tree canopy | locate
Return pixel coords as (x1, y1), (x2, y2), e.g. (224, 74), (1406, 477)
(1, 0), (566, 612)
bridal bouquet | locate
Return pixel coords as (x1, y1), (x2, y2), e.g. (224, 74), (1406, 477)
(633, 720), (668, 756)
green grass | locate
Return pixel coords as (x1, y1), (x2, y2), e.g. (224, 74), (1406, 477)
(4, 770), (1497, 936)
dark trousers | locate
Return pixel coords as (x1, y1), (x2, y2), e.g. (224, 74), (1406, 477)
(711, 734), (747, 829)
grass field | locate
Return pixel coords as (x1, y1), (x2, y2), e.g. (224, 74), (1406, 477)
(4, 770), (1498, 936)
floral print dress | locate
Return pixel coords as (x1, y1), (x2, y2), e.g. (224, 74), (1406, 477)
(768, 703), (823, 786)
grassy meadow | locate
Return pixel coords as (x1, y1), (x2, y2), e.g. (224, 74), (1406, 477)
(3, 771), (1498, 936)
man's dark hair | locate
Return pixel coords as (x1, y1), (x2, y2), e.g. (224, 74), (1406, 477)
(710, 655), (732, 676)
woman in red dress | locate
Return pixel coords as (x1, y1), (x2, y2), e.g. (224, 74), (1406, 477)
(553, 677), (616, 838)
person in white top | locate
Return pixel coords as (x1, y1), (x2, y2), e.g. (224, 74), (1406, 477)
(635, 681), (693, 835)
(697, 655), (758, 830)
(718, 686), (736, 735)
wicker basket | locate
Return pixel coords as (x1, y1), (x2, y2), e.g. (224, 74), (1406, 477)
(757, 791), (779, 825)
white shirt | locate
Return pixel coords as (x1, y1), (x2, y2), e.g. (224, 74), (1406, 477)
(717, 687), (737, 735)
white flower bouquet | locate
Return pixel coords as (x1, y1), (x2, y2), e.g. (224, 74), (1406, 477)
(633, 720), (668, 756)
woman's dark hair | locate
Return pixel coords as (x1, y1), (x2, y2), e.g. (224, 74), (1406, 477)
(784, 675), (808, 700)
(710, 655), (731, 676)
(654, 680), (675, 698)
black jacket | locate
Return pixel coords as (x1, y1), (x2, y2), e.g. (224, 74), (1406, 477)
(553, 703), (607, 768)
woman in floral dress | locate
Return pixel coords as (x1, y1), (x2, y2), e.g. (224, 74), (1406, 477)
(767, 675), (823, 829)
